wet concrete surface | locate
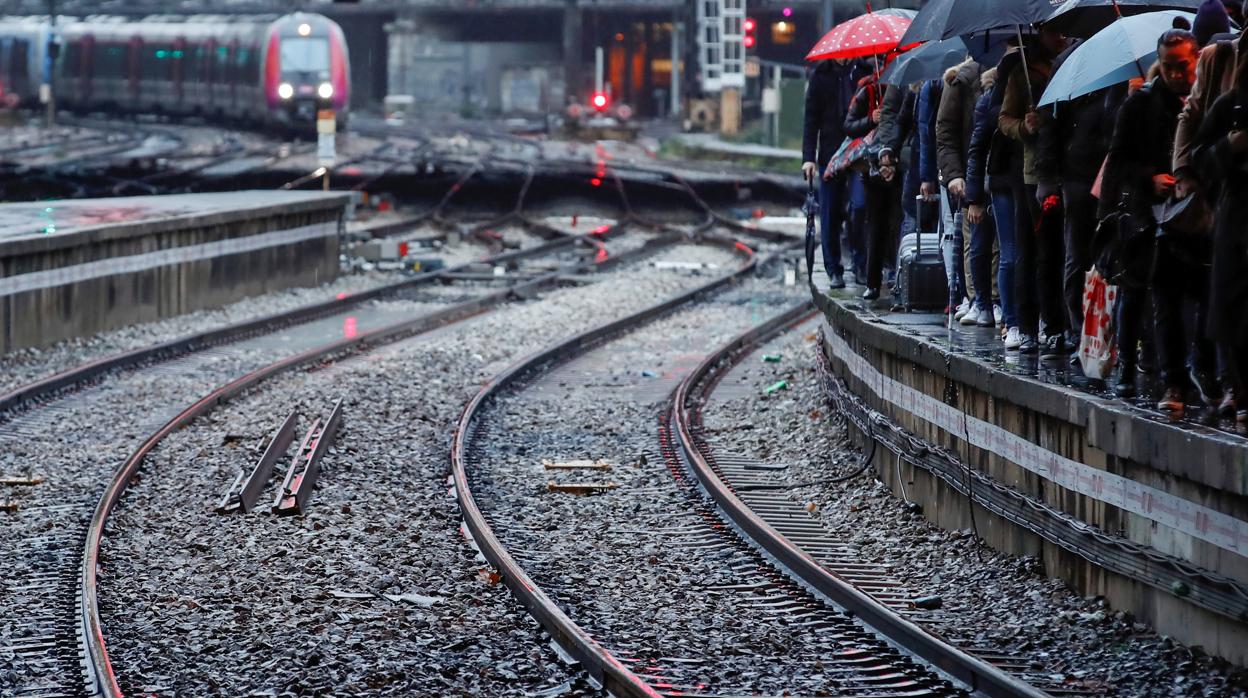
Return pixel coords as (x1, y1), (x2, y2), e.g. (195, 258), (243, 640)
(825, 284), (1248, 441)
(0, 191), (344, 241)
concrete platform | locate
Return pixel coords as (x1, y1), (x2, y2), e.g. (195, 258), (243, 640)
(812, 286), (1248, 665)
(0, 191), (350, 352)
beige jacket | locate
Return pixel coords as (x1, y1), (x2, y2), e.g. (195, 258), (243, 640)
(999, 55), (1054, 185)
(1173, 35), (1244, 177)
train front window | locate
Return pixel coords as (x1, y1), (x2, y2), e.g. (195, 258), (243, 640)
(280, 38), (329, 74)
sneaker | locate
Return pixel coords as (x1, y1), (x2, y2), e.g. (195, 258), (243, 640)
(829, 272), (846, 289)
(1003, 326), (1023, 350)
(1019, 334), (1040, 354)
(1218, 388), (1237, 420)
(953, 299), (972, 321)
(1040, 334), (1072, 360)
(959, 305), (979, 325)
(975, 307), (994, 327)
(993, 304), (1003, 326)
(1157, 386), (1185, 414)
(862, 287), (880, 301)
(1188, 368), (1218, 407)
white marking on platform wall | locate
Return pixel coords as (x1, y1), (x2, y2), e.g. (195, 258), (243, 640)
(827, 328), (1248, 559)
(0, 222), (337, 298)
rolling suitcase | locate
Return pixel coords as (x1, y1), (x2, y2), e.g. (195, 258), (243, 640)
(892, 198), (947, 312)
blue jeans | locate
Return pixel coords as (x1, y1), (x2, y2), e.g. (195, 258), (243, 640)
(969, 209), (996, 314)
(819, 175), (846, 277)
(990, 188), (1018, 328)
(846, 172), (868, 279)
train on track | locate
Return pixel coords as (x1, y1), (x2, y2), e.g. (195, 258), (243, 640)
(0, 12), (350, 130)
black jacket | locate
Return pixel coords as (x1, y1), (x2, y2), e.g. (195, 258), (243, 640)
(1192, 90), (1248, 347)
(802, 61), (854, 169)
(1100, 78), (1185, 222)
(1035, 87), (1116, 187)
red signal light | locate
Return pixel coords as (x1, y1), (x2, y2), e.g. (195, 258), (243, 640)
(743, 35), (756, 48)
(744, 17), (757, 50)
(591, 92), (609, 111)
(744, 18), (757, 32)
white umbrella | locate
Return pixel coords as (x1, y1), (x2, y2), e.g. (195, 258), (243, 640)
(1038, 10), (1195, 106)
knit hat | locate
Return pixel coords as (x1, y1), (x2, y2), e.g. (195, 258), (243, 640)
(1193, 0), (1231, 46)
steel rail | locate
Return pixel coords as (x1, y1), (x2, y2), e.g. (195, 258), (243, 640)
(77, 226), (690, 697)
(449, 236), (759, 698)
(670, 304), (1051, 698)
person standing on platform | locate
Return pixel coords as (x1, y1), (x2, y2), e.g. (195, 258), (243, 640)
(999, 26), (1069, 354)
(802, 60), (855, 289)
(1101, 29), (1199, 398)
(1191, 55), (1248, 423)
(937, 58), (995, 327)
(1173, 5), (1245, 414)
(845, 71), (905, 301)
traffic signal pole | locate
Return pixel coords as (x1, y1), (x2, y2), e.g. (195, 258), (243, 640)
(45, 0), (55, 128)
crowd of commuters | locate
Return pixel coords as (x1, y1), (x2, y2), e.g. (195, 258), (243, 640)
(802, 0), (1248, 422)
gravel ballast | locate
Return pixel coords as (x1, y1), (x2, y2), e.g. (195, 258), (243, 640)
(696, 319), (1248, 698)
(461, 279), (968, 696)
(94, 243), (744, 695)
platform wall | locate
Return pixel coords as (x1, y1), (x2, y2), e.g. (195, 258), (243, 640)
(815, 294), (1248, 665)
(0, 195), (348, 353)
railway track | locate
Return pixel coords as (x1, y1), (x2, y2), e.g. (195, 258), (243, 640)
(0, 155), (711, 694)
(78, 233), (744, 695)
(671, 307), (1060, 697)
(448, 243), (1043, 696)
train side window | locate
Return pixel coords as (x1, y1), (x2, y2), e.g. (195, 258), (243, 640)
(95, 43), (126, 80)
(63, 41), (82, 78)
(150, 43), (174, 81)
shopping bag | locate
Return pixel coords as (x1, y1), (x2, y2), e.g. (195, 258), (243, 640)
(1078, 266), (1119, 379)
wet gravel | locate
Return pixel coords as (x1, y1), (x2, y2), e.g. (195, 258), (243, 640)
(94, 243), (742, 695)
(462, 279), (970, 696)
(697, 320), (1248, 698)
(0, 224), (582, 396)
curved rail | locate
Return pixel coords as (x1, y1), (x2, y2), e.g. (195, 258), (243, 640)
(77, 222), (688, 695)
(670, 304), (1050, 698)
(449, 235), (758, 697)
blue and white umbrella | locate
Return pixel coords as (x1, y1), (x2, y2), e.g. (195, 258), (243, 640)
(1038, 10), (1195, 106)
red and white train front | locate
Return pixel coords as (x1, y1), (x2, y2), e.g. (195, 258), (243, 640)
(264, 13), (350, 127)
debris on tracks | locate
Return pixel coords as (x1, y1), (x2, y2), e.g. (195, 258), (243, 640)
(216, 411), (297, 514)
(273, 399), (344, 515)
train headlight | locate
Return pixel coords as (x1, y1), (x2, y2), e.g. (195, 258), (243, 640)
(278, 83), (294, 100)
(317, 82), (334, 100)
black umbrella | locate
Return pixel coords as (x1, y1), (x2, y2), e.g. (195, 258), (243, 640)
(880, 37), (971, 84)
(1044, 0), (1203, 37)
(899, 0), (1060, 45)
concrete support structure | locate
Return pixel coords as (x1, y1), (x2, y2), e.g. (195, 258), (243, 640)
(813, 292), (1248, 665)
(0, 191), (349, 353)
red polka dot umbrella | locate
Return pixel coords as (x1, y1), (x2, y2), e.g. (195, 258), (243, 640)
(806, 12), (917, 61)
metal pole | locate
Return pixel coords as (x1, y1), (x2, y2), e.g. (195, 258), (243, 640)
(595, 45), (604, 95)
(670, 14), (681, 117)
(773, 64), (782, 147)
(45, 0), (56, 128)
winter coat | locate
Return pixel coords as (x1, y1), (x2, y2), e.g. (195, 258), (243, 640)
(1000, 48), (1056, 185)
(918, 79), (943, 184)
(1174, 35), (1244, 176)
(874, 83), (909, 160)
(1099, 77), (1185, 223)
(844, 74), (883, 140)
(935, 60), (984, 188)
(802, 61), (855, 170)
(1192, 90), (1248, 347)
(964, 68), (1001, 205)
(1035, 86), (1116, 187)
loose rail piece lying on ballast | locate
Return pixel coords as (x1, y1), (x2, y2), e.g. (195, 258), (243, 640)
(273, 400), (344, 515)
(217, 411), (298, 514)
